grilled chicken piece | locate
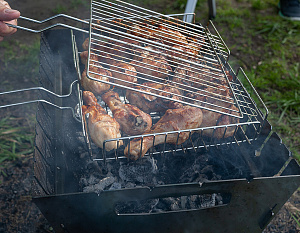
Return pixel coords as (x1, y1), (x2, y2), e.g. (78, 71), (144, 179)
(199, 105), (239, 139)
(167, 44), (196, 66)
(82, 91), (123, 151)
(130, 45), (172, 79)
(83, 37), (141, 62)
(80, 65), (111, 95)
(80, 50), (113, 67)
(129, 24), (153, 39)
(108, 37), (141, 61)
(126, 82), (183, 113)
(82, 37), (89, 51)
(188, 85), (239, 139)
(109, 61), (137, 87)
(154, 25), (188, 46)
(124, 106), (203, 160)
(101, 90), (152, 135)
(172, 59), (227, 90)
(129, 24), (188, 47)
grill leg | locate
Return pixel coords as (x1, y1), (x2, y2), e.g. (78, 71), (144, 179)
(184, 0), (217, 23)
(183, 0), (197, 23)
(208, 0), (217, 19)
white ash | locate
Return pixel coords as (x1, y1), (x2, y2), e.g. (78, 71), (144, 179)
(83, 176), (115, 194)
(79, 151), (227, 213)
(109, 182), (122, 190)
(119, 156), (157, 183)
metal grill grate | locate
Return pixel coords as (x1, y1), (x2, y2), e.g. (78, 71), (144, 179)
(86, 0), (242, 118)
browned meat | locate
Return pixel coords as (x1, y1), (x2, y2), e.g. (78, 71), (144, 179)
(80, 50), (113, 67)
(166, 44), (196, 66)
(109, 61), (137, 87)
(107, 37), (141, 61)
(101, 90), (152, 135)
(188, 85), (239, 139)
(187, 36), (205, 56)
(172, 59), (227, 91)
(151, 25), (189, 46)
(126, 82), (183, 113)
(82, 37), (89, 51)
(124, 106), (203, 160)
(80, 64), (111, 95)
(199, 105), (239, 139)
(82, 91), (123, 151)
(130, 45), (172, 79)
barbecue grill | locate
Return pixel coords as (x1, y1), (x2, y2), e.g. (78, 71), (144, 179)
(1, 1), (300, 232)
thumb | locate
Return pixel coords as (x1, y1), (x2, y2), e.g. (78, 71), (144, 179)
(0, 7), (20, 21)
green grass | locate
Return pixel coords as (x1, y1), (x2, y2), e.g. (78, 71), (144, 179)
(0, 117), (35, 176)
(0, 39), (40, 90)
(205, 0), (300, 160)
(291, 211), (300, 228)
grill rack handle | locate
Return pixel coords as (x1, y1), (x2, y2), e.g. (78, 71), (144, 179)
(0, 82), (82, 122)
(6, 12), (196, 34)
(6, 15), (89, 34)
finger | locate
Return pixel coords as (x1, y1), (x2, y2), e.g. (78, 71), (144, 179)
(0, 8), (20, 21)
(0, 20), (17, 37)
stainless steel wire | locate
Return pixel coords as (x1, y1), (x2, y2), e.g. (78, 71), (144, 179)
(86, 0), (241, 117)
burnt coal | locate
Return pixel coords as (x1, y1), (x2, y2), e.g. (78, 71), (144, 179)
(78, 144), (245, 214)
(118, 156), (157, 183)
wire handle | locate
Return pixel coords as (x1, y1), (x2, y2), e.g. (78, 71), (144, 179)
(0, 81), (82, 122)
(5, 15), (89, 34)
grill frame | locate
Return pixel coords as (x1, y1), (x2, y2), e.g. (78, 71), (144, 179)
(31, 27), (300, 233)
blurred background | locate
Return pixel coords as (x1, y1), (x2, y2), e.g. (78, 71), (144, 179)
(0, 0), (299, 232)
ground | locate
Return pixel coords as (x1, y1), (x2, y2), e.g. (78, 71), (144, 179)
(0, 0), (299, 232)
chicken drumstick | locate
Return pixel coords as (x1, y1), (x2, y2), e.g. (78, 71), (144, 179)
(124, 106), (203, 160)
(101, 90), (152, 135)
(82, 91), (123, 151)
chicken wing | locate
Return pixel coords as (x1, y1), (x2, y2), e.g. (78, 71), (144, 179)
(82, 91), (123, 151)
(101, 90), (152, 135)
(126, 82), (183, 113)
(124, 106), (203, 160)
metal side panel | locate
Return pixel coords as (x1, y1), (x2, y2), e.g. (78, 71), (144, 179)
(33, 175), (300, 233)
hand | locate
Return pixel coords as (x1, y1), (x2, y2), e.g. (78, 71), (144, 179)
(0, 0), (20, 42)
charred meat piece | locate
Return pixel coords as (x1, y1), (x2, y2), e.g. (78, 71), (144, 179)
(82, 91), (123, 151)
(130, 24), (188, 46)
(109, 61), (137, 87)
(124, 106), (203, 160)
(130, 45), (172, 79)
(101, 90), (152, 135)
(126, 82), (183, 113)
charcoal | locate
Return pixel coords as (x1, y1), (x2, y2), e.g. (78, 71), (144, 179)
(83, 176), (115, 193)
(119, 157), (157, 183)
(115, 198), (159, 214)
(79, 140), (246, 213)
